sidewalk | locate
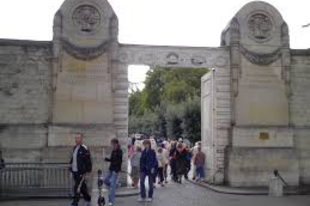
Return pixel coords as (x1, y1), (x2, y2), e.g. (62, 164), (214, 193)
(0, 187), (139, 201)
(188, 179), (310, 195)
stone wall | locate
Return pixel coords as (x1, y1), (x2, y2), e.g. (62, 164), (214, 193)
(0, 40), (52, 124)
(291, 52), (310, 126)
(226, 147), (299, 187)
(201, 64), (231, 184)
(291, 51), (310, 185)
(0, 40), (52, 162)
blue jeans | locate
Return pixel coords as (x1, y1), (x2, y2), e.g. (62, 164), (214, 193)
(196, 166), (205, 178)
(140, 171), (154, 199)
(104, 171), (118, 204)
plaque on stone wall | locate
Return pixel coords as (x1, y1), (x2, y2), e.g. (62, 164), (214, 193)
(248, 13), (273, 42)
(259, 132), (269, 140)
(72, 5), (101, 33)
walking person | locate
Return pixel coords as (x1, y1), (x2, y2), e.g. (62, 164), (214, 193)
(0, 150), (5, 170)
(156, 148), (165, 187)
(161, 143), (169, 184)
(104, 138), (123, 206)
(69, 133), (92, 206)
(139, 139), (158, 202)
(194, 146), (206, 182)
(175, 143), (188, 184)
(191, 141), (201, 180)
(130, 146), (142, 189)
(169, 141), (177, 182)
(184, 145), (192, 180)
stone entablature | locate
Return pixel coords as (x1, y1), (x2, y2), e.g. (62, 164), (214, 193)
(1, 0), (310, 187)
(116, 44), (229, 68)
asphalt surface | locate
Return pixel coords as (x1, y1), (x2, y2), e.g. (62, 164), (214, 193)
(1, 181), (310, 206)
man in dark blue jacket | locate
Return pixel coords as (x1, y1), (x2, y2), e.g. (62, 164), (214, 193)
(69, 133), (92, 206)
(139, 139), (158, 202)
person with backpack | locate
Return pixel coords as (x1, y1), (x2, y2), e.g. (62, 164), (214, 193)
(104, 138), (123, 206)
(69, 133), (92, 206)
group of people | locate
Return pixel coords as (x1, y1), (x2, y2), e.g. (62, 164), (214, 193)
(57, 133), (207, 206)
(128, 138), (206, 202)
(69, 133), (123, 206)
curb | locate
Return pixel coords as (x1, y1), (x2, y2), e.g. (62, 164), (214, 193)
(187, 179), (309, 196)
(0, 188), (140, 201)
(187, 179), (267, 196)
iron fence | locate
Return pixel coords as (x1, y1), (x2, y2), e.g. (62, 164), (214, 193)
(0, 163), (73, 198)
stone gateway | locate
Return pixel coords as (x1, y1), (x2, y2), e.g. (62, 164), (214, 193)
(0, 0), (310, 187)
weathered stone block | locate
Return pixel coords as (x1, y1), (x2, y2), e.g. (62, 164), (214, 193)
(227, 147), (299, 187)
(232, 127), (293, 148)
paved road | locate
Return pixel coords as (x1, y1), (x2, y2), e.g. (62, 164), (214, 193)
(1, 181), (310, 206)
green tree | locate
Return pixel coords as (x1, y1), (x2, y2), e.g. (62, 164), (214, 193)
(129, 67), (209, 142)
(181, 97), (201, 143)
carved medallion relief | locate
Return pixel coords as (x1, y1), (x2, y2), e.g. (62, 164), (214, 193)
(248, 13), (273, 42)
(72, 5), (101, 33)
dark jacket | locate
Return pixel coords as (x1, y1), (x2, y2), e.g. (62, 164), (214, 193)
(0, 158), (5, 170)
(140, 148), (158, 175)
(69, 144), (92, 175)
(105, 147), (123, 173)
(175, 149), (188, 175)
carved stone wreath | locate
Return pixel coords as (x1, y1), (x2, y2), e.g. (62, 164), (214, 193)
(61, 38), (108, 60)
(248, 13), (273, 42)
(72, 5), (101, 33)
(240, 45), (281, 65)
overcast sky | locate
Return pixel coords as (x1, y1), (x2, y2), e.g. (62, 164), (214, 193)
(0, 0), (309, 88)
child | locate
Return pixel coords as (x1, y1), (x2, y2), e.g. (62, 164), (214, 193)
(156, 148), (165, 187)
(130, 146), (142, 189)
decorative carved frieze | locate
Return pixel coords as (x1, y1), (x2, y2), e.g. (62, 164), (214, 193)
(117, 45), (230, 68)
(61, 38), (108, 60)
(166, 53), (179, 65)
(240, 44), (281, 65)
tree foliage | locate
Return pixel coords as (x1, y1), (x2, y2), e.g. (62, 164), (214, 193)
(129, 67), (209, 143)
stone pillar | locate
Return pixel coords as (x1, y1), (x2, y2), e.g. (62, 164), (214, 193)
(112, 61), (129, 185)
(229, 17), (240, 127)
(46, 0), (128, 184)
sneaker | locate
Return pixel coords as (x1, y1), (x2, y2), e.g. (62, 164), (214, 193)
(146, 198), (153, 202)
(138, 197), (145, 202)
(164, 180), (168, 184)
(108, 203), (113, 206)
